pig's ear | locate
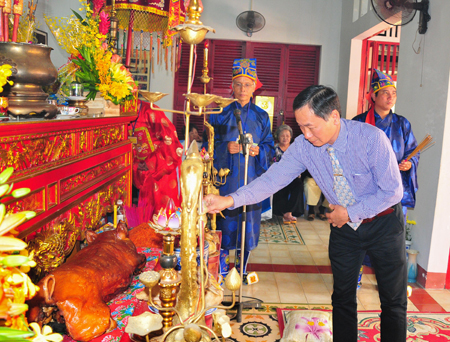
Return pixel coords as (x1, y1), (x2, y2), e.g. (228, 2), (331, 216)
(116, 222), (129, 240)
(86, 230), (97, 244)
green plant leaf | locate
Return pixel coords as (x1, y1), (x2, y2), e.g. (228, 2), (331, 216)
(0, 327), (34, 338)
(1, 254), (29, 267)
(71, 9), (88, 26)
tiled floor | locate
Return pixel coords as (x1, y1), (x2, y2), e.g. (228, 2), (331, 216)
(225, 216), (450, 313)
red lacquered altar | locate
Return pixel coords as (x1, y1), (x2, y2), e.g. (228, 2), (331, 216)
(0, 114), (136, 243)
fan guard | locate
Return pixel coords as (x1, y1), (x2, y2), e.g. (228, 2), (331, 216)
(236, 11), (266, 37)
(371, 0), (430, 34)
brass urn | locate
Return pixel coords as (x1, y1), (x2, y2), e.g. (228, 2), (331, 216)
(0, 42), (58, 119)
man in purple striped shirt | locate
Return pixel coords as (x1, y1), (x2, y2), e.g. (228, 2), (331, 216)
(204, 85), (407, 342)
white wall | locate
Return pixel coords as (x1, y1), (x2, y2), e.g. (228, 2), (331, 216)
(35, 0), (343, 119)
(396, 0), (450, 275)
(339, 0), (450, 279)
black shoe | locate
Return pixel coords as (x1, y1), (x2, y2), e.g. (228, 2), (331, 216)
(307, 213), (315, 221)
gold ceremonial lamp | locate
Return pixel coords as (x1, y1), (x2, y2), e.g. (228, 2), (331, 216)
(129, 1), (239, 341)
(139, 0), (236, 157)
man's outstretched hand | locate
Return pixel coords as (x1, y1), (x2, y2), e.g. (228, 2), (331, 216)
(203, 194), (234, 214)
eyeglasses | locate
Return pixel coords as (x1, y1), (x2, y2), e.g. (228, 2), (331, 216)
(233, 82), (254, 89)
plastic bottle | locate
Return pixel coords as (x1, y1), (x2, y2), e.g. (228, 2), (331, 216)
(117, 199), (125, 224)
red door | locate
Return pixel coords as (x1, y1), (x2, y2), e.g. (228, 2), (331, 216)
(358, 40), (399, 114)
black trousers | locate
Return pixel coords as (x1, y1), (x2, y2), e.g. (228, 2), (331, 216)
(329, 203), (407, 342)
(273, 176), (304, 217)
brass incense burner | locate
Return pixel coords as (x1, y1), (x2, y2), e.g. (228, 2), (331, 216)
(0, 42), (58, 119)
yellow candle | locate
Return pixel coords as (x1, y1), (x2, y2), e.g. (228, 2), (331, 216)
(113, 204), (117, 228)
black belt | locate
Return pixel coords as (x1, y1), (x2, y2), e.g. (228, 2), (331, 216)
(361, 207), (394, 224)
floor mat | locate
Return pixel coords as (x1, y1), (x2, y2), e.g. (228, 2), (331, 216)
(259, 216), (305, 245)
(277, 307), (450, 341)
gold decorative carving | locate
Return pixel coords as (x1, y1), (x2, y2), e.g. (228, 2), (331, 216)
(61, 157), (123, 195)
(80, 130), (88, 153)
(93, 126), (123, 149)
(6, 189), (43, 216)
(0, 134), (73, 171)
(27, 214), (79, 282)
(0, 123), (127, 178)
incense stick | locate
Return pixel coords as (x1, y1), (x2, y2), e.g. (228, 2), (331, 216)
(406, 134), (434, 161)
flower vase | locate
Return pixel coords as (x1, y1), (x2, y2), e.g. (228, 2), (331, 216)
(407, 249), (419, 283)
(405, 240), (412, 261)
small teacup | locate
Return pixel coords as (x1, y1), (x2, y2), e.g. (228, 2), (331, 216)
(60, 106), (80, 115)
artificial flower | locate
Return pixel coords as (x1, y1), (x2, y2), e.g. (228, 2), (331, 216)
(0, 64), (14, 93)
(98, 11), (110, 35)
(29, 323), (63, 342)
(46, 0), (137, 105)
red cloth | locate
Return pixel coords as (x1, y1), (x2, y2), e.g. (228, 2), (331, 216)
(130, 101), (183, 217)
(365, 106), (376, 126)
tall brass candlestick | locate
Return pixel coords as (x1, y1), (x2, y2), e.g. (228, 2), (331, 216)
(175, 142), (203, 322)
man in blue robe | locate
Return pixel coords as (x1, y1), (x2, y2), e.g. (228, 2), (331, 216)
(208, 58), (275, 278)
(353, 69), (419, 220)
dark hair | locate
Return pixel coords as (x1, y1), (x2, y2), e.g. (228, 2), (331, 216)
(189, 123), (199, 132)
(292, 85), (341, 120)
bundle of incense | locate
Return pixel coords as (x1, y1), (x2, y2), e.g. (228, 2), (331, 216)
(165, 44), (168, 71)
(160, 40), (163, 66)
(150, 32), (153, 67)
(135, 46), (138, 70)
(139, 30), (143, 72)
(143, 49), (146, 74)
(177, 39), (182, 72)
(157, 34), (160, 65)
(12, 0), (23, 42)
(171, 44), (174, 72)
(122, 30), (127, 57)
(406, 134), (435, 161)
(151, 46), (154, 74)
(3, 0), (10, 41)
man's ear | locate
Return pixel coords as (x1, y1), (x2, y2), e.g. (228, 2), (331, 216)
(371, 92), (376, 102)
(331, 109), (340, 124)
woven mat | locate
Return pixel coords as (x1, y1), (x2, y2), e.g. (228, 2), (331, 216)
(259, 216), (305, 245)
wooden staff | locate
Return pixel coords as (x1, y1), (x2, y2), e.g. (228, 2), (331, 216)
(3, 0), (11, 41)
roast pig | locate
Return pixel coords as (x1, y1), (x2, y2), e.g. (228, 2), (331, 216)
(27, 223), (146, 341)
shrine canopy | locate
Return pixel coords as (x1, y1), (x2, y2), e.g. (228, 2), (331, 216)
(106, 0), (188, 46)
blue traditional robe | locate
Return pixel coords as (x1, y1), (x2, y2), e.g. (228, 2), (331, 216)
(353, 110), (419, 208)
(208, 101), (275, 251)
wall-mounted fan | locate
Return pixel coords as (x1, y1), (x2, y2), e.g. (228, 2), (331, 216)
(236, 10), (266, 37)
(371, 0), (431, 34)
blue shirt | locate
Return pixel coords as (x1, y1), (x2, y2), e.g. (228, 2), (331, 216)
(230, 119), (403, 223)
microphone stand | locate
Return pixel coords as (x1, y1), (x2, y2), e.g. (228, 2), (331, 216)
(234, 132), (263, 322)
